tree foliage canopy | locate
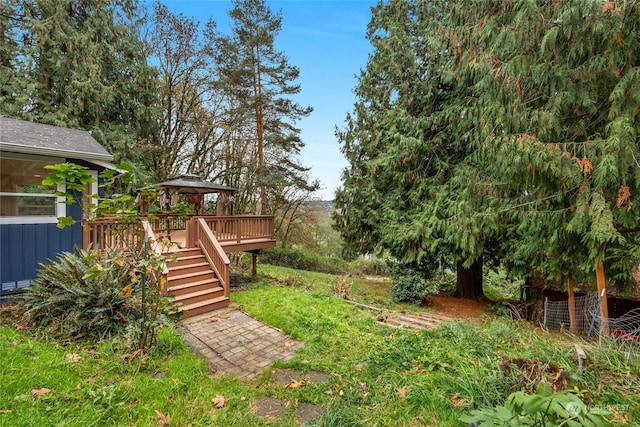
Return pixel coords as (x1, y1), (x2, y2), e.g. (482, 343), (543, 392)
(0, 0), (158, 165)
(335, 0), (640, 292)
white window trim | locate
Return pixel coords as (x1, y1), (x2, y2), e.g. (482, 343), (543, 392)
(0, 153), (67, 225)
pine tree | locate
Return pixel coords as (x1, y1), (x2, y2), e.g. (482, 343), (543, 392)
(211, 0), (314, 215)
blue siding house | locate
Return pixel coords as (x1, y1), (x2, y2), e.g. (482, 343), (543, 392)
(0, 116), (115, 296)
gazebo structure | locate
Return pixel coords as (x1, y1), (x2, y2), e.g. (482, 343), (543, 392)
(84, 174), (276, 318)
(157, 173), (236, 215)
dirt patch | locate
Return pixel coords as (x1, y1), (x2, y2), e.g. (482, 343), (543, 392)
(499, 357), (571, 393)
(421, 291), (491, 319)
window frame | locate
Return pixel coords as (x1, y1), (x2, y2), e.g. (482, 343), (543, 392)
(0, 152), (67, 225)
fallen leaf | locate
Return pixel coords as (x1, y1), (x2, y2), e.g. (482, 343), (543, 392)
(154, 410), (171, 426)
(0, 410), (12, 414)
(451, 393), (460, 406)
(212, 395), (226, 408)
(31, 388), (51, 398)
(358, 382), (368, 392)
(284, 379), (306, 389)
(65, 353), (81, 363)
(397, 386), (412, 401)
(167, 394), (174, 403)
(121, 379), (134, 387)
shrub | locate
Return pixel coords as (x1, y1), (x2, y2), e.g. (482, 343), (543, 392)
(20, 247), (140, 339)
(389, 263), (439, 305)
(261, 247), (349, 274)
(460, 384), (610, 426)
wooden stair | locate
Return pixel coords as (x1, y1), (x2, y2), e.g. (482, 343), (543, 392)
(166, 248), (229, 319)
(381, 311), (453, 330)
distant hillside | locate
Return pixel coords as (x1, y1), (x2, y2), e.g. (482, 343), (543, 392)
(313, 200), (335, 212)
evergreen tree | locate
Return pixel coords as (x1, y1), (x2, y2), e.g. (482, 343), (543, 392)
(1, 0), (158, 166)
(335, 0), (491, 299)
(211, 0), (315, 215)
(335, 0), (640, 299)
(0, 0), (21, 114)
(457, 0), (640, 286)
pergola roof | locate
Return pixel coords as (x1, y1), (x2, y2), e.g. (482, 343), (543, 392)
(158, 174), (236, 194)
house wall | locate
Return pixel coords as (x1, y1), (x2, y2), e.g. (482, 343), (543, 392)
(1, 158), (103, 296)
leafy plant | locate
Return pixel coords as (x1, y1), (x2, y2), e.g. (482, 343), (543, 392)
(388, 263), (439, 305)
(461, 384), (610, 427)
(38, 163), (178, 351)
(19, 247), (141, 339)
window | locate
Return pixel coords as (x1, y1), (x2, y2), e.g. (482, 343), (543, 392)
(0, 154), (65, 224)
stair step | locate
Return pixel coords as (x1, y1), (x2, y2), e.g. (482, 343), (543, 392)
(167, 262), (211, 277)
(172, 287), (225, 305)
(173, 248), (203, 259)
(381, 319), (422, 330)
(167, 270), (216, 287)
(408, 312), (454, 322)
(166, 254), (206, 268)
(176, 296), (230, 319)
(167, 278), (220, 296)
(397, 315), (440, 328)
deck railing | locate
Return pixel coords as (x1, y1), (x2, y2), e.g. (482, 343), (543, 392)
(198, 215), (275, 243)
(85, 214), (274, 250)
(83, 215), (144, 251)
(187, 218), (230, 297)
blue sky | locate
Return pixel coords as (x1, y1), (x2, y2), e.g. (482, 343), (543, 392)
(160, 0), (377, 200)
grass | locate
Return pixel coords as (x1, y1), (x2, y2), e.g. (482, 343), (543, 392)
(1, 265), (639, 426)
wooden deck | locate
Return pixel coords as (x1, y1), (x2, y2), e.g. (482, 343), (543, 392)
(83, 214), (276, 319)
(84, 214), (276, 254)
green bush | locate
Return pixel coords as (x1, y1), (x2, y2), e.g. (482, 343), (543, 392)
(347, 256), (389, 277)
(19, 247), (142, 339)
(461, 384), (610, 426)
(261, 247), (390, 278)
(261, 247), (348, 274)
(389, 263), (439, 305)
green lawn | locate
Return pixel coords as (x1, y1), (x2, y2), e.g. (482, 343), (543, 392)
(1, 265), (638, 426)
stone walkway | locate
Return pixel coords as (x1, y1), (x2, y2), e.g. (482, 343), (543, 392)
(177, 308), (305, 379)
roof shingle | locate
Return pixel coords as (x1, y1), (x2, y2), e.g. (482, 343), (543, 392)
(0, 115), (112, 161)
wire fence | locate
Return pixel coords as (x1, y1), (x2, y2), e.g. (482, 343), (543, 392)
(543, 292), (600, 334)
(544, 293), (640, 342)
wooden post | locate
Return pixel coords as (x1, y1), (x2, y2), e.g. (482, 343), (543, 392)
(252, 252), (257, 278)
(595, 263), (609, 333)
(567, 278), (578, 334)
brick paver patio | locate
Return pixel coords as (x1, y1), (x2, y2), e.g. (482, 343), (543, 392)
(177, 309), (305, 379)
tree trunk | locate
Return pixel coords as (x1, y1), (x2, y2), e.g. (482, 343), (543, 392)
(455, 257), (484, 300)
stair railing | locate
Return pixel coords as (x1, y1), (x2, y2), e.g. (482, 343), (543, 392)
(141, 218), (170, 293)
(187, 218), (230, 297)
